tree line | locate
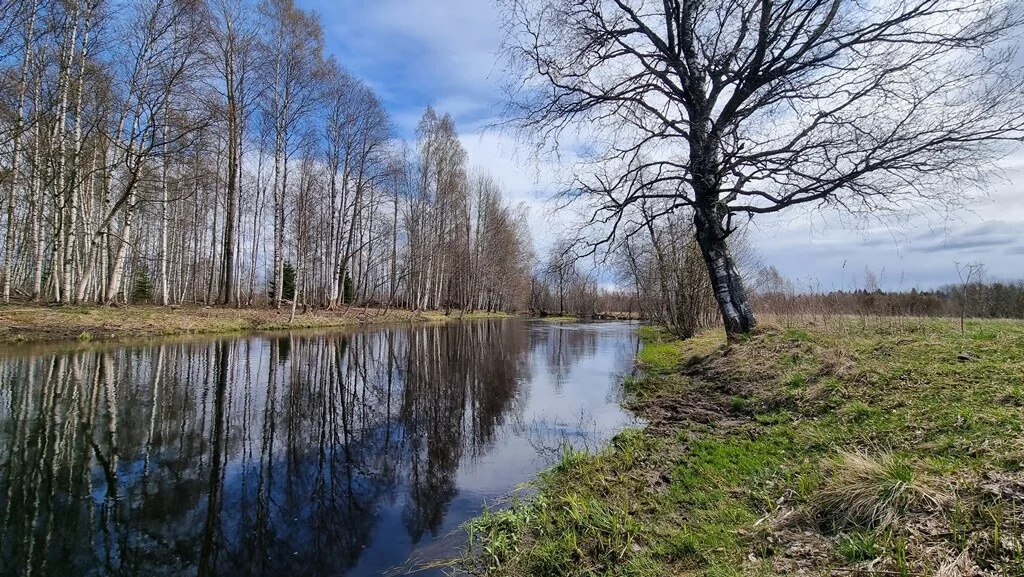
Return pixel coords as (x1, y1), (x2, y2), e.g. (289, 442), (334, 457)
(752, 264), (1024, 321)
(0, 0), (534, 312)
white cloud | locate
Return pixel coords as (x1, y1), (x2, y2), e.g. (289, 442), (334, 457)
(748, 154), (1024, 290)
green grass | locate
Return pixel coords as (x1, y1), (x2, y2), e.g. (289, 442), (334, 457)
(465, 431), (665, 577)
(635, 326), (686, 374)
(539, 314), (581, 322)
(462, 317), (1024, 576)
(836, 530), (883, 562)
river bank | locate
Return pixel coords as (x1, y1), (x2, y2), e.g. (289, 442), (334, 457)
(463, 317), (1024, 576)
(0, 304), (514, 345)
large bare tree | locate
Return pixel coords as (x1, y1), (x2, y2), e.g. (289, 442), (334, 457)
(498, 0), (1024, 337)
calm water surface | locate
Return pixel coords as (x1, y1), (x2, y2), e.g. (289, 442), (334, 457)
(0, 319), (639, 577)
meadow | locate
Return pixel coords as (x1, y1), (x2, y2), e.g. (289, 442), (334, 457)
(463, 316), (1024, 576)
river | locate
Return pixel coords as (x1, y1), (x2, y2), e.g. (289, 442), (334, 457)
(0, 319), (639, 577)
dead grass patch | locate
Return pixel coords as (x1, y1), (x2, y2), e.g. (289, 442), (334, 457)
(0, 304), (513, 345)
(815, 450), (950, 530)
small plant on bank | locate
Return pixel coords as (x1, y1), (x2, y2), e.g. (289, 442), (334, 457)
(267, 262), (296, 301)
(836, 530), (884, 562)
(342, 272), (356, 304)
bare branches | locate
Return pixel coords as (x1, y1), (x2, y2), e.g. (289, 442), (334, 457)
(955, 260), (985, 335)
(501, 0), (1024, 219)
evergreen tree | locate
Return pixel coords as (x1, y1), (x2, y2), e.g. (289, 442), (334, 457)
(268, 261), (296, 301)
(342, 273), (356, 304)
(132, 266), (155, 303)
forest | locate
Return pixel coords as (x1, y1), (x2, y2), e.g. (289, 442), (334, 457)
(0, 0), (534, 313)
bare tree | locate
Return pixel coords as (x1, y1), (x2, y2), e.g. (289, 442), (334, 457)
(1, 0), (40, 302)
(206, 0), (260, 306)
(541, 239), (580, 315)
(98, 0), (206, 304)
(499, 0), (1024, 338)
(955, 261), (985, 336)
(615, 208), (717, 337)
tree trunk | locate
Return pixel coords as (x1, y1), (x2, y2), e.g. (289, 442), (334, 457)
(159, 118), (170, 305)
(219, 81), (238, 305)
(2, 0), (39, 302)
(274, 149), (288, 308)
(248, 144), (266, 306)
(693, 205), (756, 339)
(104, 208), (133, 304)
(29, 62), (44, 301)
(65, 0), (94, 303)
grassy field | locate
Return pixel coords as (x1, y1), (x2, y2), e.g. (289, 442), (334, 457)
(463, 317), (1024, 576)
(0, 304), (514, 345)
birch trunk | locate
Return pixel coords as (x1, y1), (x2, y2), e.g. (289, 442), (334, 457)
(50, 0), (83, 302)
(159, 117), (170, 305)
(29, 59), (45, 301)
(248, 142), (266, 305)
(104, 206), (134, 304)
(73, 148), (99, 303)
(2, 0), (39, 302)
(270, 23), (286, 309)
(65, 0), (95, 302)
(693, 204), (756, 339)
(218, 59), (238, 305)
(103, 65), (149, 303)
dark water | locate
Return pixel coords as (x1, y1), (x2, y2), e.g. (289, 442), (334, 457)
(0, 319), (639, 577)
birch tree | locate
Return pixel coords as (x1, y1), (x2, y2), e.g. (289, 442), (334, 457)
(1, 0), (40, 302)
(206, 0), (259, 306)
(259, 0), (325, 308)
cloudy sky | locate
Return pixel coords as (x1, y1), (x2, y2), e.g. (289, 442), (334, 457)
(303, 0), (1024, 291)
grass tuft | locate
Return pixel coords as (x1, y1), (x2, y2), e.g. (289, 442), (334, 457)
(815, 450), (949, 530)
(836, 530), (883, 562)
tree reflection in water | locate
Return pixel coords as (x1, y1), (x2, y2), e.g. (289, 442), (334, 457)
(0, 320), (637, 577)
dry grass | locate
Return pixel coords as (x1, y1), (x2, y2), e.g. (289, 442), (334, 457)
(0, 304), (514, 345)
(815, 450), (950, 530)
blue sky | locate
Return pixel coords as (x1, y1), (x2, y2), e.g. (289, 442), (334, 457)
(301, 0), (1024, 291)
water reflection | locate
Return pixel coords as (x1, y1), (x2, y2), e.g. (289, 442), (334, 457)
(0, 320), (637, 577)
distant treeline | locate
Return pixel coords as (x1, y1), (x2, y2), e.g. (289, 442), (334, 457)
(753, 266), (1024, 319)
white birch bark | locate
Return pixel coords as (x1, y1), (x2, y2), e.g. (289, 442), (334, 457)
(2, 0), (39, 302)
